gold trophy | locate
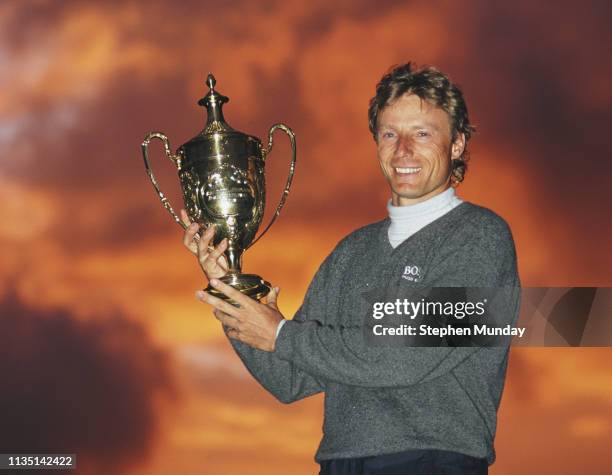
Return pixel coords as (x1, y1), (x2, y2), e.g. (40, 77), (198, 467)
(141, 74), (296, 301)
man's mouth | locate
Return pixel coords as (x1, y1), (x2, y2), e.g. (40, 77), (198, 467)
(395, 167), (422, 174)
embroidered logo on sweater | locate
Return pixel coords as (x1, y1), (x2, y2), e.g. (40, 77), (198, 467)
(402, 265), (422, 282)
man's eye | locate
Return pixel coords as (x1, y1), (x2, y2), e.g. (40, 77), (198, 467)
(416, 130), (430, 137)
(381, 132), (396, 139)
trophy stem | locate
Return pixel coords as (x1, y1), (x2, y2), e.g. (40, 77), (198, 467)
(225, 246), (243, 274)
(203, 245), (271, 302)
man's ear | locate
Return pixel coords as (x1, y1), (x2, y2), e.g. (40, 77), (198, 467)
(451, 133), (466, 160)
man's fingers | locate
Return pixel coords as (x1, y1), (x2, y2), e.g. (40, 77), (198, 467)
(209, 238), (228, 262)
(224, 325), (253, 346)
(213, 309), (239, 329)
(179, 209), (191, 227)
(225, 327), (241, 341)
(216, 255), (229, 271)
(266, 286), (281, 309)
(197, 228), (229, 273)
(197, 225), (216, 255)
(195, 289), (243, 319)
(183, 223), (200, 250)
(209, 279), (255, 309)
(181, 209), (201, 255)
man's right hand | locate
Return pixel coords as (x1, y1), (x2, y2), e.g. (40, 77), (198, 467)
(180, 209), (229, 281)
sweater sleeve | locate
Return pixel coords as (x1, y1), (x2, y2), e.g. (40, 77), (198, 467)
(274, 214), (521, 388)
(225, 256), (336, 404)
(228, 338), (324, 404)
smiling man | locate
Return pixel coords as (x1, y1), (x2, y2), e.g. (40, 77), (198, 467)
(375, 93), (465, 206)
(184, 63), (520, 475)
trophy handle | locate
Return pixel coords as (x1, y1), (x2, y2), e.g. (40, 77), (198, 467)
(248, 123), (297, 249)
(141, 131), (188, 231)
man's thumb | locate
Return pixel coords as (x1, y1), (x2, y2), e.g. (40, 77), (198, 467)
(267, 286), (281, 307)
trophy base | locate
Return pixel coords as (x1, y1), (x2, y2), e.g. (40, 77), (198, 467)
(205, 273), (271, 303)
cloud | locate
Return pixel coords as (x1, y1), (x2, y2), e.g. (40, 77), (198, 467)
(2, 0), (610, 279)
(0, 290), (176, 474)
(1, 3), (611, 472)
(165, 338), (324, 475)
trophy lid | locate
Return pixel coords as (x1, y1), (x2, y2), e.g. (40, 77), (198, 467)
(197, 73), (235, 134)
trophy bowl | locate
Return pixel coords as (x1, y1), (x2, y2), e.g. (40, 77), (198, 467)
(141, 74), (296, 301)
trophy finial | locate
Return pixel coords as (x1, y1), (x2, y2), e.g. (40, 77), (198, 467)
(198, 72), (232, 133)
(206, 73), (216, 91)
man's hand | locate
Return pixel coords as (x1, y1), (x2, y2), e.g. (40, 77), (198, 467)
(196, 279), (285, 352)
(180, 209), (228, 281)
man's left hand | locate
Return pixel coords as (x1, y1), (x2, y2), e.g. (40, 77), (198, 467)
(196, 279), (284, 352)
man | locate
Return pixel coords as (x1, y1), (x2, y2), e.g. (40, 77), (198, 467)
(181, 63), (520, 475)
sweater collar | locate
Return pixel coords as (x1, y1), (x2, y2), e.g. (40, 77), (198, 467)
(387, 187), (459, 220)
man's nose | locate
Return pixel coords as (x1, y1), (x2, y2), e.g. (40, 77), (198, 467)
(395, 135), (414, 158)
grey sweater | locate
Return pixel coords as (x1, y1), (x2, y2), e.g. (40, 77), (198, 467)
(230, 202), (520, 464)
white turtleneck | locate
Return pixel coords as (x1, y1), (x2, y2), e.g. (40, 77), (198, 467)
(387, 187), (463, 248)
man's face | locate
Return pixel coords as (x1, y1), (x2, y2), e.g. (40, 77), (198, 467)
(376, 94), (465, 206)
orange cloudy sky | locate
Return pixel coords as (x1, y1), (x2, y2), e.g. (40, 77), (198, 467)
(1, 0), (611, 474)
